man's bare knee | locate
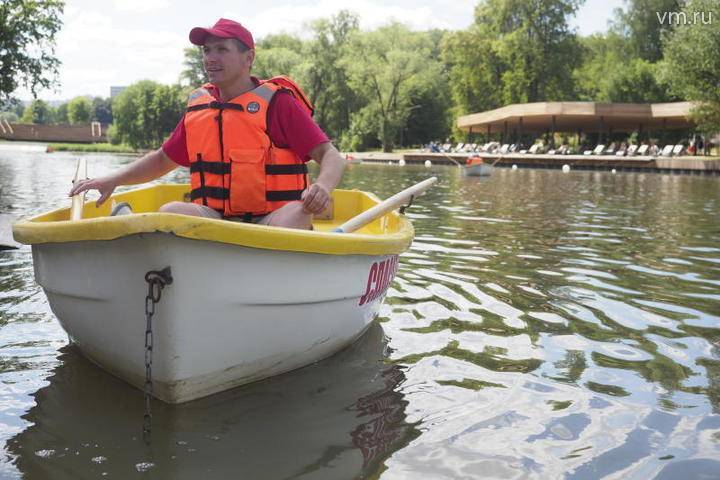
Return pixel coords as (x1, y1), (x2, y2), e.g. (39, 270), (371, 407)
(158, 201), (220, 219)
(159, 201), (186, 213)
(268, 202), (312, 229)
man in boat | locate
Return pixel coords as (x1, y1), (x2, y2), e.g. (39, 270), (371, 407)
(69, 18), (346, 230)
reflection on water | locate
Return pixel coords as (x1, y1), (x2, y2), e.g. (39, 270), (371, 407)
(1, 145), (720, 478)
(7, 324), (416, 479)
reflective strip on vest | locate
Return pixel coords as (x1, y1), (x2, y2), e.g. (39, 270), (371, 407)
(252, 84), (275, 103)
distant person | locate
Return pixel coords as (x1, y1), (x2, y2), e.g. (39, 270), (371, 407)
(69, 18), (345, 230)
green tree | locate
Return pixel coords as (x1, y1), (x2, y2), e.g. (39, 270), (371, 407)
(341, 23), (444, 152)
(605, 58), (674, 103)
(112, 80), (185, 149)
(573, 32), (627, 101)
(443, 26), (504, 117)
(20, 99), (52, 124)
(0, 111), (19, 123)
(443, 0), (582, 120)
(180, 46), (206, 87)
(92, 97), (113, 124)
(55, 102), (69, 124)
(662, 0), (720, 134)
(301, 11), (361, 143)
(402, 29), (452, 146)
(253, 39), (304, 79)
(0, 97), (22, 122)
(484, 0), (583, 103)
(0, 1), (65, 99)
(67, 96), (92, 124)
(612, 0), (680, 62)
(403, 84), (453, 147)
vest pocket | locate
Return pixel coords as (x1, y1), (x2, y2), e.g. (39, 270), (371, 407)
(228, 149), (267, 214)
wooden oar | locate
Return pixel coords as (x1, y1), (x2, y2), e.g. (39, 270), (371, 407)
(440, 152), (463, 168)
(70, 158), (87, 221)
(333, 177), (437, 233)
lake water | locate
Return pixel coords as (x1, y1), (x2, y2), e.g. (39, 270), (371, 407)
(1, 143), (719, 479)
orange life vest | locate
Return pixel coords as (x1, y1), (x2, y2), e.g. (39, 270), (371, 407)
(184, 76), (313, 218)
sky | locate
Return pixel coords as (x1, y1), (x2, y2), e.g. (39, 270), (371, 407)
(15, 0), (626, 102)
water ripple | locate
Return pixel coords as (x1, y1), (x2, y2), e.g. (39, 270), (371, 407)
(2, 155), (720, 478)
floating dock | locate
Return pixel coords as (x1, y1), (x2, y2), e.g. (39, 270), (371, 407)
(350, 152), (720, 175)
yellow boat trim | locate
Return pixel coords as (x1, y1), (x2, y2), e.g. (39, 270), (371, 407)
(13, 184), (414, 256)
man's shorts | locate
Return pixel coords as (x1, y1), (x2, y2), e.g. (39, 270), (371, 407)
(185, 203), (275, 225)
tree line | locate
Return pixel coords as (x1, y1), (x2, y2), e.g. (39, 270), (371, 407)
(0, 96), (113, 126)
(1, 0), (718, 152)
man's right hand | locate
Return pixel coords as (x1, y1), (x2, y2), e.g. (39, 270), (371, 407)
(68, 176), (118, 207)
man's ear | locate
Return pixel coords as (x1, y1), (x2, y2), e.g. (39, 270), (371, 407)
(246, 49), (255, 69)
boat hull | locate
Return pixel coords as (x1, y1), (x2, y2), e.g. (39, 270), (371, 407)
(464, 164), (493, 176)
(33, 233), (397, 403)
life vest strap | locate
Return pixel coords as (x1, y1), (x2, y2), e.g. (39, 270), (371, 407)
(186, 102), (246, 113)
(191, 187), (305, 203)
(190, 161), (232, 175)
(190, 162), (307, 176)
(190, 186), (229, 201)
(266, 190), (304, 201)
(265, 164), (308, 175)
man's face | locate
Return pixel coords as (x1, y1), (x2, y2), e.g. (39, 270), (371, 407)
(202, 36), (254, 86)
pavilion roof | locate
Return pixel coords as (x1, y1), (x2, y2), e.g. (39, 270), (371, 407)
(457, 101), (695, 133)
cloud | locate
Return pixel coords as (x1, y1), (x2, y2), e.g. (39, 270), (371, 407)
(37, 9), (185, 99)
(225, 0), (477, 39)
(112, 0), (170, 13)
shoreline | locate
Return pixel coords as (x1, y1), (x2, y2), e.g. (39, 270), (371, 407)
(348, 151), (720, 175)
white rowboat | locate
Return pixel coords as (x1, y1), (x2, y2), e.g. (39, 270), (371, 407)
(13, 184), (415, 403)
(463, 163), (493, 177)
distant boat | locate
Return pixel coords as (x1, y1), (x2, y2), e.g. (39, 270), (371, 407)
(463, 156), (493, 176)
(13, 184), (414, 403)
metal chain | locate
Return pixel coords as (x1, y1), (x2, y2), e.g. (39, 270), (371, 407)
(142, 267), (173, 444)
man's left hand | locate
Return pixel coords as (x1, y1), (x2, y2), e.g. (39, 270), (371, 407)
(301, 183), (330, 214)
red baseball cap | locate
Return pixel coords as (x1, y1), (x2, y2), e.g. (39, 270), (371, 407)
(189, 18), (255, 49)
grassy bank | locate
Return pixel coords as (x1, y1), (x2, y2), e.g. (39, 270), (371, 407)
(47, 143), (138, 154)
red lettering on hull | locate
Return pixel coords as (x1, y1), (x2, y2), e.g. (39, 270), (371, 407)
(358, 255), (399, 306)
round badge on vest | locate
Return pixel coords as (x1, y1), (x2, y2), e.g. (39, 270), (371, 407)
(247, 102), (261, 114)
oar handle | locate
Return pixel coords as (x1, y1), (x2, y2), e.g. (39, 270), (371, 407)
(70, 158), (87, 221)
(333, 177), (437, 233)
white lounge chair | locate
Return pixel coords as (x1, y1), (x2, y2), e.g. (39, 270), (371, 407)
(626, 145), (638, 156)
(528, 144), (541, 154)
(499, 144), (510, 154)
(637, 144), (649, 155)
(660, 145), (674, 156)
(592, 144), (605, 155)
(672, 144), (684, 156)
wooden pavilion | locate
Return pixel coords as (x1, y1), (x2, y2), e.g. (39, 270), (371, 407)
(457, 101), (696, 145)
